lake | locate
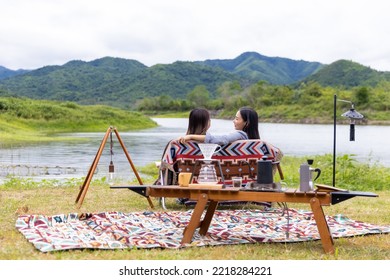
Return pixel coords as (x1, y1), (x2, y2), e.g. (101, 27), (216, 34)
(0, 118), (388, 182)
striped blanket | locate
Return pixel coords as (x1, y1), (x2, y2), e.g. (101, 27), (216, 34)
(16, 208), (390, 252)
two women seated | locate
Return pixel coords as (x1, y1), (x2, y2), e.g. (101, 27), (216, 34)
(178, 107), (261, 145)
(158, 107), (283, 188)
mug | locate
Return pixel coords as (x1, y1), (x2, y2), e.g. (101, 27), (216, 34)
(231, 177), (242, 188)
(178, 172), (192, 187)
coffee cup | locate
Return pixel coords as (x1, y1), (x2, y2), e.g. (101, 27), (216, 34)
(178, 172), (192, 187)
(232, 177), (242, 188)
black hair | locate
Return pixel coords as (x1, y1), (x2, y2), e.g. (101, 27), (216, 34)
(186, 108), (210, 135)
(239, 107), (260, 139)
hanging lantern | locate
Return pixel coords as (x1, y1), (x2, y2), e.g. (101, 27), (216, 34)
(108, 130), (115, 185)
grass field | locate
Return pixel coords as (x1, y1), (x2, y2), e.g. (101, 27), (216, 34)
(1, 169), (389, 260)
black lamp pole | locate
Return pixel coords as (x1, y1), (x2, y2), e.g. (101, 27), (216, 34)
(332, 94), (364, 187)
(333, 94), (337, 187)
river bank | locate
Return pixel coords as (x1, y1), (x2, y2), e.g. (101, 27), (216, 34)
(0, 97), (157, 144)
(151, 110), (389, 125)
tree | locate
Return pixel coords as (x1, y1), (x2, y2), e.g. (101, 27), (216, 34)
(354, 87), (369, 107)
(187, 85), (210, 108)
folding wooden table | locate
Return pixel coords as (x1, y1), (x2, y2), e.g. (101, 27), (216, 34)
(143, 185), (377, 254)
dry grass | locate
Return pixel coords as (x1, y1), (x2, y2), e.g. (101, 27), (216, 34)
(1, 181), (389, 260)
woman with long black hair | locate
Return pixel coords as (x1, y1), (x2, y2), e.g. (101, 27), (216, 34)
(178, 107), (260, 145)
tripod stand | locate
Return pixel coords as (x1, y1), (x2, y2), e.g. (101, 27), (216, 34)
(75, 126), (154, 209)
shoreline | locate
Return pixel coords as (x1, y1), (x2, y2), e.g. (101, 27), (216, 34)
(150, 113), (389, 126)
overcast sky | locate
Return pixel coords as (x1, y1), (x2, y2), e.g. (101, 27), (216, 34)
(1, 0), (389, 71)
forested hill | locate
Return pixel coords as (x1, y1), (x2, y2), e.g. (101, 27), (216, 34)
(0, 57), (239, 107)
(0, 66), (29, 79)
(1, 53), (390, 109)
(197, 51), (324, 84)
(0, 57), (149, 106)
(0, 53), (323, 107)
(302, 60), (390, 87)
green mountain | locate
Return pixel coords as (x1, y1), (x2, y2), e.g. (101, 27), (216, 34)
(0, 66), (29, 79)
(104, 61), (239, 103)
(302, 59), (390, 87)
(0, 57), (240, 108)
(0, 57), (148, 104)
(4, 53), (388, 109)
(198, 51), (324, 85)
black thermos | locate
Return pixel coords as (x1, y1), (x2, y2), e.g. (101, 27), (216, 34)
(257, 158), (273, 184)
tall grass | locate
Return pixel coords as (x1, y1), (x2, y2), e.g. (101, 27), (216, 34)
(281, 154), (390, 191)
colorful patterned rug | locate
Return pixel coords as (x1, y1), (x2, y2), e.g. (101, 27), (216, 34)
(16, 208), (390, 252)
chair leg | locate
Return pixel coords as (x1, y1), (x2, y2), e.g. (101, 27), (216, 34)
(156, 164), (168, 210)
(159, 197), (167, 210)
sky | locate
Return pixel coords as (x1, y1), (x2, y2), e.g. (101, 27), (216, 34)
(1, 0), (390, 71)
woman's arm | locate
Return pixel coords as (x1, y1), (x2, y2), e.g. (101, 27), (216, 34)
(205, 131), (248, 145)
(178, 134), (206, 143)
(178, 131), (248, 145)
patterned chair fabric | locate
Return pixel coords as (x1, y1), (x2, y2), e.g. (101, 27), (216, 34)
(159, 139), (283, 185)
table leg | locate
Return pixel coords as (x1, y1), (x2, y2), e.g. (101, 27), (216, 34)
(181, 193), (209, 244)
(310, 197), (334, 254)
(199, 200), (218, 235)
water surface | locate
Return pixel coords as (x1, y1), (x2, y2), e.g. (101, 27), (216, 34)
(0, 118), (388, 182)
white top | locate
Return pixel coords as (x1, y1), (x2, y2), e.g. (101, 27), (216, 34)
(205, 130), (248, 145)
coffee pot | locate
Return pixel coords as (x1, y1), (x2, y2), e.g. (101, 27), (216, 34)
(197, 143), (221, 184)
(257, 157), (273, 184)
(299, 159), (321, 192)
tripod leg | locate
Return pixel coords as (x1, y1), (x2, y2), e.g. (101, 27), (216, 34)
(75, 127), (111, 208)
(113, 128), (144, 185)
(113, 128), (154, 208)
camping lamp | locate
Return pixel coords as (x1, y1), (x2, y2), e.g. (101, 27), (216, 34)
(340, 101), (364, 141)
(332, 94), (364, 187)
(108, 130), (115, 185)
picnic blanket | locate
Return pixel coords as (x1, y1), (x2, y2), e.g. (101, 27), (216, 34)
(16, 208), (390, 252)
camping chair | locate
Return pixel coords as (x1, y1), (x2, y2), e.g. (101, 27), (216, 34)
(156, 139), (284, 209)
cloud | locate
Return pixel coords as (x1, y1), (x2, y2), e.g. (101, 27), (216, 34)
(1, 0), (389, 71)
